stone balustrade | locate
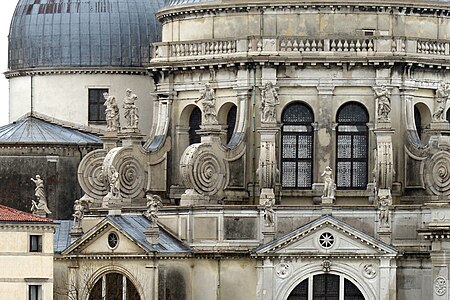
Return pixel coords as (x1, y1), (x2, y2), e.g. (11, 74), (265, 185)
(152, 36), (450, 61)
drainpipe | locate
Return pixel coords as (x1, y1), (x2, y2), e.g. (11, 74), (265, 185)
(252, 65), (257, 204)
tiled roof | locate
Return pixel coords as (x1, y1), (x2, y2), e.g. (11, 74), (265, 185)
(0, 204), (52, 223)
(0, 113), (102, 144)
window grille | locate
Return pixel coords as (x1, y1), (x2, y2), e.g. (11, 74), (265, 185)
(336, 102), (368, 189)
(281, 103), (314, 189)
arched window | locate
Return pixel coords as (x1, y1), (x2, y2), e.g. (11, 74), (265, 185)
(89, 273), (140, 300)
(226, 105), (237, 144)
(288, 274), (365, 300)
(281, 103), (314, 189)
(415, 106), (423, 140)
(336, 102), (369, 189)
(189, 107), (201, 145)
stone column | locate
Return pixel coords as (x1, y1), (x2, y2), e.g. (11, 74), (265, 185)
(430, 239), (450, 300)
(313, 84), (335, 200)
(379, 258), (397, 300)
(256, 258), (274, 300)
(257, 125), (279, 201)
(145, 260), (158, 300)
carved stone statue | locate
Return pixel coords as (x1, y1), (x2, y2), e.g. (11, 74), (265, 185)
(263, 197), (275, 227)
(72, 200), (85, 228)
(378, 192), (392, 228)
(195, 83), (218, 125)
(321, 166), (336, 199)
(144, 194), (163, 227)
(108, 166), (120, 198)
(373, 85), (391, 121)
(30, 175), (51, 215)
(104, 92), (120, 131)
(123, 88), (139, 129)
(433, 81), (450, 121)
(260, 81), (280, 123)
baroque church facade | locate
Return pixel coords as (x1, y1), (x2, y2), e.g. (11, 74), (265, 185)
(5, 0), (450, 299)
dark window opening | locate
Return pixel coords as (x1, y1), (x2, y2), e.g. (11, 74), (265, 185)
(336, 102), (369, 190)
(415, 106), (423, 140)
(226, 105), (237, 144)
(30, 235), (42, 252)
(88, 88), (108, 122)
(89, 273), (140, 300)
(281, 103), (314, 189)
(189, 107), (201, 145)
(29, 285), (42, 300)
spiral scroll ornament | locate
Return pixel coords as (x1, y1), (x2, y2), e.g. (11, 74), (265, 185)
(77, 149), (108, 199)
(180, 144), (228, 196)
(116, 155), (146, 199)
(425, 151), (450, 196)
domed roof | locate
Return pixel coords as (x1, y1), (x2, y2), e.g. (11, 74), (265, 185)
(8, 0), (167, 70)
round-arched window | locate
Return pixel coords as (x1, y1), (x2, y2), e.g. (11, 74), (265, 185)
(336, 102), (369, 189)
(89, 273), (140, 300)
(281, 103), (315, 189)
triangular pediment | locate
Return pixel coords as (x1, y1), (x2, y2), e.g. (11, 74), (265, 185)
(62, 218), (150, 255)
(61, 215), (191, 256)
(254, 215), (398, 257)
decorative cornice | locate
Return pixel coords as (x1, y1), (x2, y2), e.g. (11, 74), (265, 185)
(158, 1), (450, 22)
(5, 67), (148, 79)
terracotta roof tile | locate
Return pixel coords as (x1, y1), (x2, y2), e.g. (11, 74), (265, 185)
(0, 205), (53, 223)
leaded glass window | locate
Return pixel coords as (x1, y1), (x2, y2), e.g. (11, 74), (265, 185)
(89, 273), (140, 300)
(287, 275), (365, 300)
(336, 102), (369, 189)
(189, 107), (201, 145)
(88, 88), (108, 122)
(281, 103), (314, 189)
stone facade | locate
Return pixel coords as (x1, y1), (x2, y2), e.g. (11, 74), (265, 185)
(8, 0), (450, 299)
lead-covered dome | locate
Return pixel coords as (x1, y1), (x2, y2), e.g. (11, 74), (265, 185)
(8, 0), (167, 70)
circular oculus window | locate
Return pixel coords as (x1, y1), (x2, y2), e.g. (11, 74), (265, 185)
(107, 232), (119, 249)
(319, 232), (335, 249)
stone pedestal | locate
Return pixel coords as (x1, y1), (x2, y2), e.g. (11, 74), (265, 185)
(101, 131), (120, 151)
(197, 124), (227, 143)
(378, 227), (392, 244)
(262, 225), (275, 243)
(145, 226), (160, 245)
(119, 130), (145, 147)
(33, 209), (48, 218)
(321, 196), (334, 215)
(180, 189), (210, 206)
(70, 226), (83, 242)
(260, 188), (275, 205)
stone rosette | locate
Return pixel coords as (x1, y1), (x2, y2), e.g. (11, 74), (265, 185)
(435, 276), (447, 296)
(275, 262), (292, 279)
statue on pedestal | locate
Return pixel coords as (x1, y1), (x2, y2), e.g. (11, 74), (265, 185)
(373, 85), (391, 122)
(433, 81), (450, 121)
(321, 167), (336, 200)
(195, 83), (218, 125)
(260, 81), (279, 123)
(123, 88), (139, 129)
(263, 197), (275, 227)
(378, 192), (392, 228)
(144, 194), (163, 227)
(72, 200), (85, 229)
(104, 92), (120, 131)
(30, 175), (51, 215)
